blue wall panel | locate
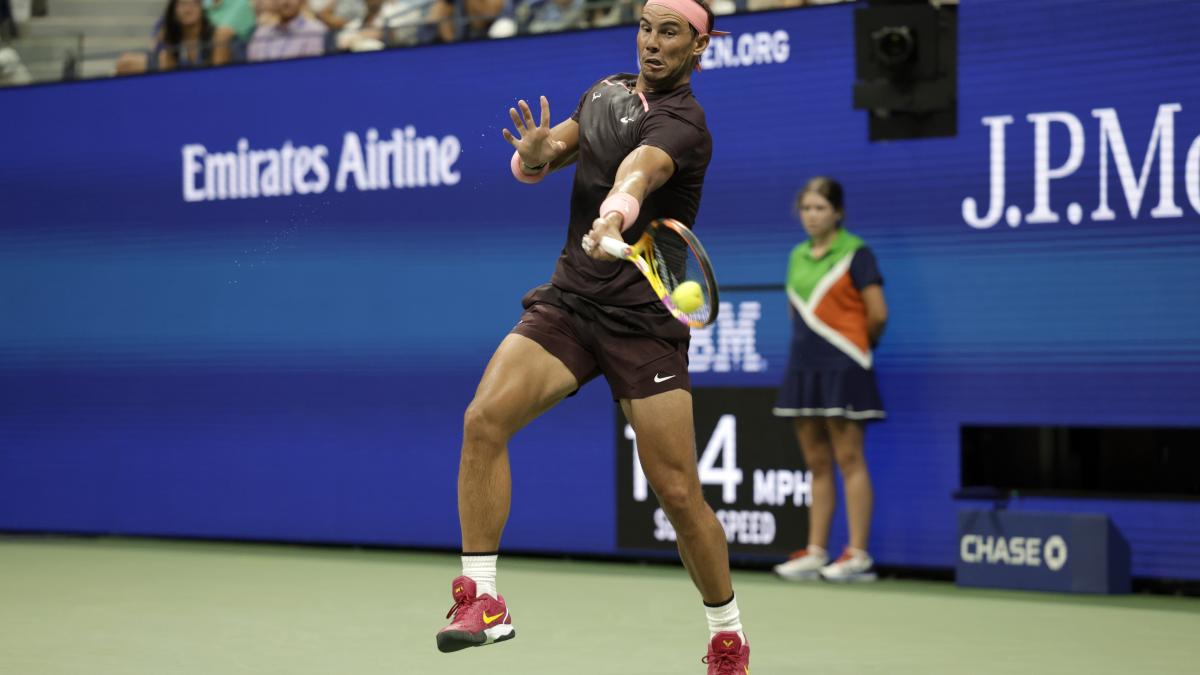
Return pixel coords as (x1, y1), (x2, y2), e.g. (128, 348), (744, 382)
(2, 0), (1198, 577)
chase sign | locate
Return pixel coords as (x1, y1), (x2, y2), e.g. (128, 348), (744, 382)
(957, 510), (1131, 594)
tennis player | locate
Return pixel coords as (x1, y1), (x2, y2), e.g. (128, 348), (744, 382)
(435, 1), (749, 671)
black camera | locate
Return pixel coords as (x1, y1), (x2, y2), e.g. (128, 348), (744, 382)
(852, 0), (957, 141)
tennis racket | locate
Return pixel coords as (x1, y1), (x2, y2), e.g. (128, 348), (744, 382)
(600, 218), (719, 328)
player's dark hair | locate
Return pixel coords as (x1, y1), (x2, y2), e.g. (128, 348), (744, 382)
(682, 0), (716, 74)
(797, 176), (846, 225)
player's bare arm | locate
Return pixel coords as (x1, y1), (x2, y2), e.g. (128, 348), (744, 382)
(582, 145), (676, 259)
(501, 95), (580, 175)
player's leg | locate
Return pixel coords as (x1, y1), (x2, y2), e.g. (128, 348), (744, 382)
(459, 332), (579, 552)
(626, 389), (750, 672)
(598, 319), (749, 670)
(439, 329), (585, 653)
(774, 418), (835, 580)
(820, 417), (877, 582)
(626, 389), (731, 602)
(617, 398), (708, 597)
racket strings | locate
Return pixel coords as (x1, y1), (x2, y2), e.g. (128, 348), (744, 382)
(649, 230), (688, 293)
(650, 228), (712, 322)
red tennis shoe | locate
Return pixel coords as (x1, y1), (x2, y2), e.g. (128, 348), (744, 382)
(703, 631), (750, 674)
(435, 576), (515, 653)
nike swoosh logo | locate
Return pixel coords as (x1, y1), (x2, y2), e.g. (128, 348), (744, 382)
(620, 116), (635, 124)
(723, 640), (734, 648)
(653, 373), (676, 383)
(482, 610), (504, 625)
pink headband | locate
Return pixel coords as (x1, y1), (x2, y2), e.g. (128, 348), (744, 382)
(644, 0), (730, 38)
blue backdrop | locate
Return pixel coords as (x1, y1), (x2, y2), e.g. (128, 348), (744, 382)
(2, 0), (1198, 579)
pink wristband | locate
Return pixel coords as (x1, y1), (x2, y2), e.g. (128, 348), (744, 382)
(511, 151), (549, 184)
(599, 192), (641, 231)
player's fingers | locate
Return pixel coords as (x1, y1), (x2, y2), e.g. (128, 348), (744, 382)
(587, 233), (615, 260)
(519, 99), (536, 129)
(539, 95), (551, 129)
(501, 128), (518, 147)
(584, 236), (611, 260)
(588, 221), (607, 248)
(509, 108), (525, 134)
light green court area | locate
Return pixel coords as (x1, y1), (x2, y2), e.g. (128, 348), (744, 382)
(1, 537), (1197, 675)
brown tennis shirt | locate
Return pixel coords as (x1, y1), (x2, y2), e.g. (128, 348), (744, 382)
(551, 73), (712, 307)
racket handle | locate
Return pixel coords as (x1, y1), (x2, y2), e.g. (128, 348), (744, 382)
(600, 236), (630, 259)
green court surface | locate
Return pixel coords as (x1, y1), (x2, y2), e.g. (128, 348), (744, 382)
(1, 537), (1197, 675)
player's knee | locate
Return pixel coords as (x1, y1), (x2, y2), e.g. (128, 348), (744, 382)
(654, 480), (701, 518)
(462, 399), (509, 447)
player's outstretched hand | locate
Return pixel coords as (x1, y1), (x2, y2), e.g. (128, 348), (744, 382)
(502, 95), (566, 169)
(582, 212), (623, 260)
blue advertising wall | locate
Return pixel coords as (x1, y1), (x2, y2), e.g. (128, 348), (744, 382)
(2, 0), (1199, 579)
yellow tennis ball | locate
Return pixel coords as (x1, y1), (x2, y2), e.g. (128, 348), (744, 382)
(671, 280), (703, 313)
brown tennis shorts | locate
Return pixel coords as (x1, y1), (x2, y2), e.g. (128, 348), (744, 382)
(511, 284), (691, 400)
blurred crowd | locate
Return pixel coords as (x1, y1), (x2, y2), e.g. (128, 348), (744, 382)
(0, 0), (30, 85)
(112, 0), (848, 75)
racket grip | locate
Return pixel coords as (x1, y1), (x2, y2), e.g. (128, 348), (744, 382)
(600, 236), (630, 259)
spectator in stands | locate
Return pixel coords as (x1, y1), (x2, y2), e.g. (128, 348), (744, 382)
(381, 0), (444, 45)
(313, 0), (364, 31)
(205, 0), (257, 40)
(587, 0), (633, 28)
(747, 0), (844, 10)
(335, 0), (382, 49)
(247, 0), (327, 61)
(252, 0), (282, 28)
(0, 0), (28, 85)
(517, 0), (586, 34)
(597, 0), (727, 26)
(161, 0), (233, 69)
(0, 0), (15, 40)
(429, 0), (514, 42)
(427, 0), (453, 41)
(114, 0), (233, 75)
(337, 0), (441, 49)
(0, 45), (32, 86)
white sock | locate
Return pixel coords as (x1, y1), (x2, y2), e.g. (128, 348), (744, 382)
(808, 544), (828, 558)
(704, 595), (745, 643)
(461, 554), (498, 598)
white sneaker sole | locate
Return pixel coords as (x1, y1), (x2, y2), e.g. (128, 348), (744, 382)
(821, 571), (878, 583)
(774, 566), (823, 581)
(484, 624), (516, 644)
